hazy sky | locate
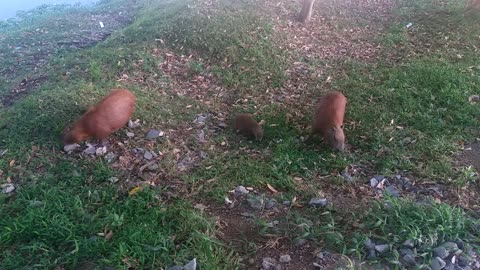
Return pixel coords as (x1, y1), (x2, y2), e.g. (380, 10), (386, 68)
(0, 0), (98, 20)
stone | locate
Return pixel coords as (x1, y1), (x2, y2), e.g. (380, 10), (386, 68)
(105, 152), (117, 163)
(293, 238), (307, 247)
(455, 239), (465, 250)
(402, 254), (416, 265)
(308, 197), (328, 207)
(194, 114), (208, 124)
(96, 146), (107, 156)
(374, 175), (385, 181)
(144, 151), (154, 160)
(247, 194), (265, 210)
(431, 257), (446, 270)
(128, 119), (140, 128)
(148, 164), (160, 171)
(370, 178), (379, 188)
(108, 177), (119, 184)
(458, 256), (469, 267)
(374, 244), (389, 253)
(385, 185), (400, 197)
(433, 246), (449, 259)
(262, 257), (278, 270)
(364, 238), (375, 249)
(234, 186), (249, 196)
(402, 239), (415, 248)
(167, 266), (183, 270)
(279, 254), (291, 263)
(265, 198), (277, 209)
(1, 183), (15, 194)
(183, 258), (196, 270)
(146, 129), (163, 140)
(400, 248), (415, 256)
(64, 143), (80, 152)
(83, 144), (96, 155)
(126, 132), (135, 138)
(199, 151), (207, 159)
(441, 242), (460, 254)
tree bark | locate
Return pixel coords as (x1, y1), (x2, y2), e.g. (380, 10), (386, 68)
(298, 0), (316, 24)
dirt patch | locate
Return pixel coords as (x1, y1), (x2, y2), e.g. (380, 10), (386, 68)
(456, 142), (480, 173)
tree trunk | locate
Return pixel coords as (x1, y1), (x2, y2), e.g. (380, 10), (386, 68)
(298, 0), (316, 24)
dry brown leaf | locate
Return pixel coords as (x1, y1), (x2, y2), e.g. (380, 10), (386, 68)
(267, 183), (278, 193)
(9, 160), (15, 167)
(105, 230), (113, 240)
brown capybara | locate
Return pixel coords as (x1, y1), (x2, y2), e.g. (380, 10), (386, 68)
(234, 114), (265, 141)
(63, 89), (136, 145)
(312, 91), (347, 152)
(464, 0), (480, 15)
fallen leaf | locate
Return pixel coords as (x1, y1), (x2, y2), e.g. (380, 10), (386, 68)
(9, 160), (15, 167)
(129, 186), (142, 196)
(105, 230), (113, 240)
(267, 184), (278, 193)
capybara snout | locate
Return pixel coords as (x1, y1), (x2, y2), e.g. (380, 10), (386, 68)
(63, 89), (136, 145)
(312, 91), (347, 152)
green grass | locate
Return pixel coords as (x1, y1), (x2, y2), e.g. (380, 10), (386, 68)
(1, 0), (480, 268)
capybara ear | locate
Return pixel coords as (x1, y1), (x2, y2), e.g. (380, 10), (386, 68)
(258, 119), (266, 126)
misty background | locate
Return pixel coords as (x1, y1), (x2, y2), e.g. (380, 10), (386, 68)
(0, 0), (98, 20)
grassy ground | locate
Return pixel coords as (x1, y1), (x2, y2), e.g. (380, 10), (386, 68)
(0, 0), (479, 269)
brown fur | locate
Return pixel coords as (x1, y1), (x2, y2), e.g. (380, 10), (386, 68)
(63, 89), (136, 145)
(312, 91), (347, 152)
(298, 0), (316, 24)
(464, 0), (480, 15)
(234, 114), (265, 141)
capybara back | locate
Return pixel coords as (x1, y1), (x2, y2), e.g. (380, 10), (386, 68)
(63, 89), (136, 144)
(312, 91), (347, 152)
(234, 114), (264, 141)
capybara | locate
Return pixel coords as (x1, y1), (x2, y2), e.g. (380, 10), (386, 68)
(63, 89), (136, 145)
(234, 114), (265, 141)
(464, 0), (480, 15)
(312, 91), (347, 152)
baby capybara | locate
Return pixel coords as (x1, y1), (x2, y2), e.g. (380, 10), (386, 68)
(63, 89), (136, 145)
(234, 114), (265, 141)
(312, 91), (347, 152)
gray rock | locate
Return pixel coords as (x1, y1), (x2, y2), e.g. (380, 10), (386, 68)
(395, 175), (402, 180)
(108, 177), (119, 184)
(402, 239), (415, 248)
(458, 256), (469, 267)
(105, 152), (117, 163)
(402, 254), (416, 265)
(368, 249), (377, 259)
(431, 257), (446, 270)
(293, 238), (307, 247)
(146, 129), (163, 140)
(282, 201), (291, 205)
(194, 114), (208, 124)
(64, 144), (80, 152)
(364, 238), (375, 249)
(247, 194), (265, 210)
(265, 198), (277, 209)
(1, 183), (15, 194)
(433, 246), (449, 259)
(385, 185), (400, 197)
(400, 248), (415, 256)
(234, 186), (249, 196)
(262, 257), (278, 270)
(279, 254), (291, 263)
(199, 151), (207, 159)
(148, 164), (160, 171)
(341, 170), (353, 182)
(442, 242), (460, 254)
(95, 146), (107, 156)
(370, 178), (379, 187)
(308, 197), (328, 207)
(144, 151), (154, 160)
(374, 175), (385, 181)
(126, 132), (135, 138)
(455, 239), (465, 250)
(444, 262), (455, 270)
(83, 144), (96, 155)
(375, 244), (389, 253)
(128, 119), (141, 128)
(183, 258), (196, 270)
